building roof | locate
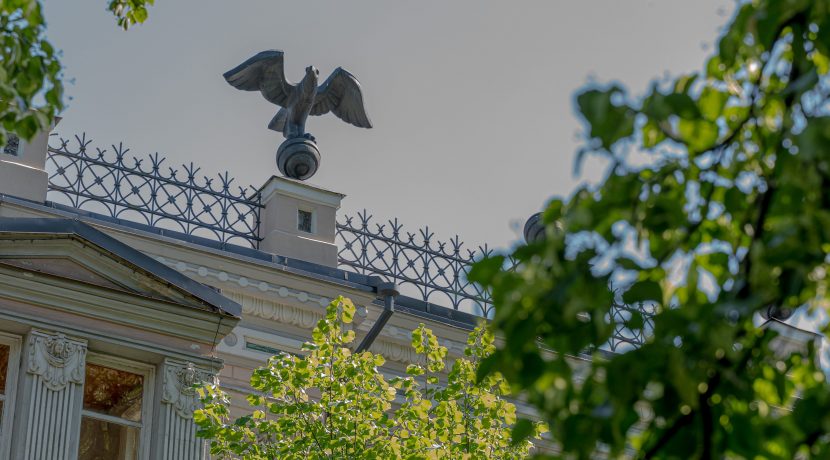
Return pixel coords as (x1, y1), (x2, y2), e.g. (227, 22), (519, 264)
(0, 216), (242, 317)
(0, 195), (481, 329)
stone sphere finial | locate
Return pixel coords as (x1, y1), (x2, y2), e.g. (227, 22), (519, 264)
(763, 304), (794, 321)
(276, 137), (321, 181)
(523, 212), (545, 244)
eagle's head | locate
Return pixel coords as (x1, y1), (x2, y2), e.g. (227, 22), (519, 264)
(305, 66), (320, 77)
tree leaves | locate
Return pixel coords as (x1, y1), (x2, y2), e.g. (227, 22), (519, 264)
(677, 118), (719, 153)
(698, 87), (729, 122)
(2, 0), (154, 144)
(473, 1), (830, 457)
(576, 86), (635, 150)
(0, 1), (63, 144)
(622, 280), (663, 304)
(107, 0), (155, 30)
(195, 298), (541, 459)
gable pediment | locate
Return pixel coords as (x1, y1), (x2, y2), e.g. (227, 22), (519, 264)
(0, 218), (240, 317)
(0, 238), (197, 306)
(1, 256), (127, 292)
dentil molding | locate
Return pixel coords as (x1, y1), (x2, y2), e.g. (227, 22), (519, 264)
(155, 256), (333, 307)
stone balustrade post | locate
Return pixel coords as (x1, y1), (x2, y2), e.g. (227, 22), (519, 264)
(0, 119), (60, 203)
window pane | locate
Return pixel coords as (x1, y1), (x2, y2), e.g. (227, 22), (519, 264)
(298, 209), (313, 233)
(83, 363), (143, 422)
(0, 343), (9, 394)
(78, 416), (139, 460)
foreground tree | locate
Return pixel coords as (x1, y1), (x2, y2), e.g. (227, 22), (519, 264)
(471, 0), (830, 458)
(1, 0), (153, 144)
(195, 296), (542, 459)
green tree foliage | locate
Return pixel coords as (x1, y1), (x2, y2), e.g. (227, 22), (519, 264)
(470, 1), (830, 458)
(194, 296), (543, 459)
(0, 0), (153, 144)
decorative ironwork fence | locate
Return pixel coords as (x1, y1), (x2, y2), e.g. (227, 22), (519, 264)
(41, 133), (650, 349)
(336, 210), (653, 350)
(607, 300), (655, 352)
(45, 134), (263, 248)
(336, 210), (496, 317)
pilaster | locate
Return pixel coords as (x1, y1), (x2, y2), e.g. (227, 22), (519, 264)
(13, 330), (87, 460)
(152, 359), (216, 460)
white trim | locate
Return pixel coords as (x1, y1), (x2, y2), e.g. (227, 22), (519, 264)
(81, 411), (143, 429)
(0, 331), (21, 460)
(259, 175), (345, 209)
(83, 353), (155, 460)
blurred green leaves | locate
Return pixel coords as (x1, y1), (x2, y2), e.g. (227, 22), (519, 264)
(1, 0), (154, 145)
(576, 86), (635, 150)
(474, 0), (830, 458)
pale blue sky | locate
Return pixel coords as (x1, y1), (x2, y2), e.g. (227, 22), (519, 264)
(42, 0), (732, 252)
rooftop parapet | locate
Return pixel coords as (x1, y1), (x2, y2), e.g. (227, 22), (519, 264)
(0, 130), (655, 351)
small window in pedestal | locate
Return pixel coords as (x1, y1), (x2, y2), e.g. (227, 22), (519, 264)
(2, 135), (19, 156)
(78, 356), (154, 460)
(298, 209), (314, 234)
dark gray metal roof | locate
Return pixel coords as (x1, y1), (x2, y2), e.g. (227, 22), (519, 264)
(0, 216), (242, 317)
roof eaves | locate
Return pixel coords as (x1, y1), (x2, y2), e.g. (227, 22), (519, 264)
(0, 216), (242, 317)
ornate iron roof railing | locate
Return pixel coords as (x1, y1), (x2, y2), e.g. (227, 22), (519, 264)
(40, 133), (650, 349)
(607, 300), (655, 352)
(45, 134), (263, 248)
(336, 210), (496, 317)
(335, 210), (653, 351)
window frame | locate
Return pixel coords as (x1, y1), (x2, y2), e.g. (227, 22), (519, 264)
(0, 332), (22, 460)
(2, 135), (20, 156)
(297, 207), (316, 234)
(80, 353), (155, 460)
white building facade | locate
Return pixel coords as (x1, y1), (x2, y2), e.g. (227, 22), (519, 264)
(0, 124), (505, 459)
(0, 125), (818, 459)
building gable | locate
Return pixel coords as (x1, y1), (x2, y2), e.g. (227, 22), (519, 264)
(0, 217), (241, 317)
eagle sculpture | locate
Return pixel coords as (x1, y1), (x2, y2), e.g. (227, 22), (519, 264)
(224, 50), (372, 140)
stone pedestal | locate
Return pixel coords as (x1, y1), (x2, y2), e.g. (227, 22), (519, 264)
(0, 119), (59, 203)
(257, 176), (344, 267)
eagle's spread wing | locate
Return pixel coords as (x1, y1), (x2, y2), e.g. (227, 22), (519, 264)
(311, 68), (373, 129)
(223, 50), (294, 107)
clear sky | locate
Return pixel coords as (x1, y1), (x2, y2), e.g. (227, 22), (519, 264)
(42, 0), (732, 252)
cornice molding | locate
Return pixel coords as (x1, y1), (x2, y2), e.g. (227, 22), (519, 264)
(0, 267), (232, 345)
(230, 291), (323, 330)
(155, 258), (473, 364)
(157, 256), (333, 307)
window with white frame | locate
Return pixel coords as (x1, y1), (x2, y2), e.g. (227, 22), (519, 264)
(78, 356), (153, 460)
(0, 333), (21, 459)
